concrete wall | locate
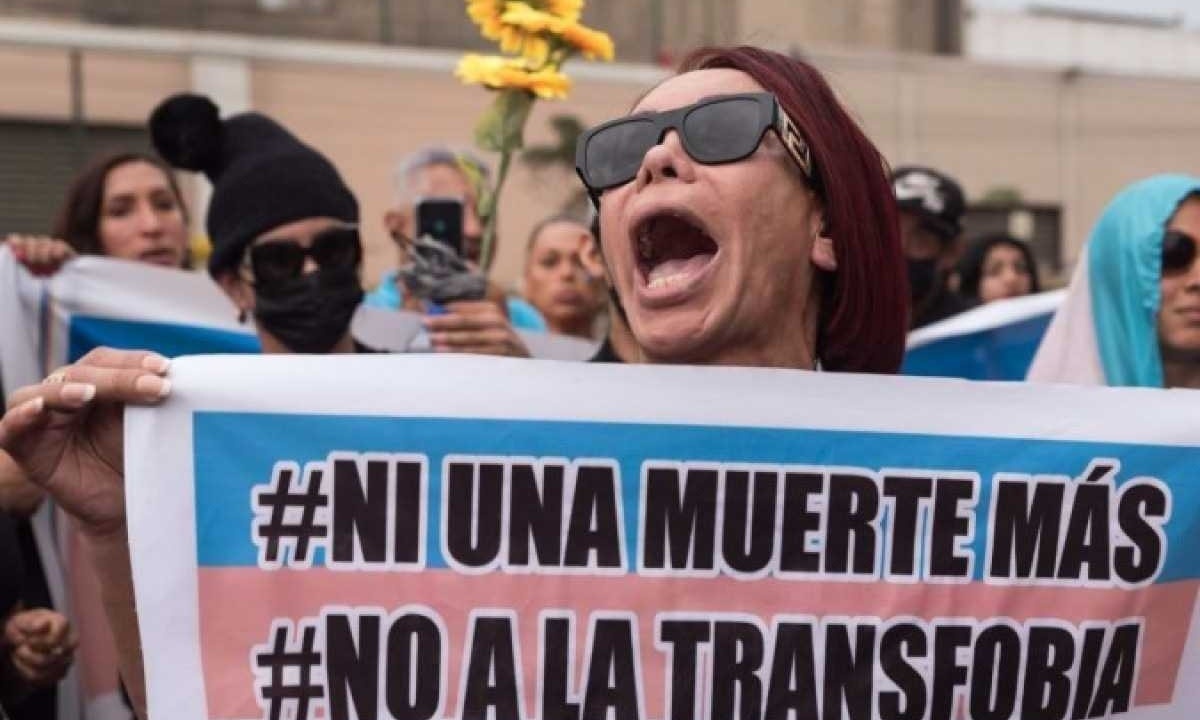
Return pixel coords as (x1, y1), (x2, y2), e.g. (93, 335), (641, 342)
(2, 17), (1199, 292)
(737, 0), (961, 55)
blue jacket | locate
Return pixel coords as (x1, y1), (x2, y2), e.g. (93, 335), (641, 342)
(364, 270), (547, 332)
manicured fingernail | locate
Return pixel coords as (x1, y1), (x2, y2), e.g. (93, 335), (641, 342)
(60, 383), (96, 403)
(142, 354), (170, 373)
(135, 375), (171, 398)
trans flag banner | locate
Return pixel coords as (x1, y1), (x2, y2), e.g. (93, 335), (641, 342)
(903, 291), (1065, 381)
(126, 354), (1200, 720)
(0, 246), (258, 395)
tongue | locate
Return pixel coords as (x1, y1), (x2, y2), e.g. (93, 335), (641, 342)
(647, 253), (714, 288)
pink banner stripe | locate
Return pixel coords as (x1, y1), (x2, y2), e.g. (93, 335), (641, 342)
(198, 570), (1197, 720)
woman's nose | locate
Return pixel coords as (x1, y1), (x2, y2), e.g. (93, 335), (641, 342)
(138, 203), (164, 235)
(635, 129), (696, 191)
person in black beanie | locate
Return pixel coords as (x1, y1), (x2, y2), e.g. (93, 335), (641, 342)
(149, 93), (366, 354)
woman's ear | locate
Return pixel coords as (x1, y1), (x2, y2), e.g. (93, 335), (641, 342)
(809, 209), (837, 272)
(811, 234), (838, 272)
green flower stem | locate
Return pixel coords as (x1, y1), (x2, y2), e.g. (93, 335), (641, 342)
(480, 147), (513, 272)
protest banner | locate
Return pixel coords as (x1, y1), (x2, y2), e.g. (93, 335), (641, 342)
(127, 355), (1200, 720)
(903, 291), (1064, 381)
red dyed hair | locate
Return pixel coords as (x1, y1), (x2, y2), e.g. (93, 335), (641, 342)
(678, 46), (908, 374)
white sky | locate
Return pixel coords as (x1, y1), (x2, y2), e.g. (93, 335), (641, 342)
(972, 0), (1200, 28)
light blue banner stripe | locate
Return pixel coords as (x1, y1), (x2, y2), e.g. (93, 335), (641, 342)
(194, 413), (1200, 584)
(67, 315), (260, 362)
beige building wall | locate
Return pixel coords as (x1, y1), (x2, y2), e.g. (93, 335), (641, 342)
(2, 18), (1199, 292)
(738, 0), (960, 55)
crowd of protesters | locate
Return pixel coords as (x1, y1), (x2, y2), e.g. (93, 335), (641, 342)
(1, 42), (1199, 720)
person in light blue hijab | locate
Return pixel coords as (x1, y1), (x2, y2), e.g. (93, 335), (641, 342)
(1029, 174), (1200, 388)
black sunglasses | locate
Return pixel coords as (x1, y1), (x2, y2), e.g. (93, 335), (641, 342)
(574, 92), (816, 201)
(1163, 230), (1197, 275)
(245, 225), (362, 285)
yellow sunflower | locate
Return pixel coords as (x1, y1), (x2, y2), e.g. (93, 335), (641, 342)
(559, 21), (614, 61)
(456, 53), (509, 84)
(466, 0), (506, 38)
(500, 2), (614, 62)
(504, 65), (571, 99)
(499, 2), (559, 33)
(522, 34), (552, 65)
(455, 54), (571, 99)
(544, 0), (583, 22)
(473, 1), (553, 62)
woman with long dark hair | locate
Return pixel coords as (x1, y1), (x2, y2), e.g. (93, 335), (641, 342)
(5, 151), (190, 274)
(958, 233), (1040, 305)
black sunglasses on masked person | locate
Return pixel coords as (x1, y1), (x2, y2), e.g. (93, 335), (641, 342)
(575, 92), (817, 202)
(1163, 230), (1198, 275)
(244, 225), (362, 285)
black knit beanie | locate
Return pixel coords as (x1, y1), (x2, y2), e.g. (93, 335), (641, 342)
(148, 93), (359, 277)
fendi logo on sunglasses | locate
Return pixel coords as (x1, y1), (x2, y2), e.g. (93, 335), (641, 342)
(777, 112), (814, 181)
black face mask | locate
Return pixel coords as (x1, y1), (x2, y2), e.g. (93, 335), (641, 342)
(907, 257), (939, 304)
(253, 266), (363, 353)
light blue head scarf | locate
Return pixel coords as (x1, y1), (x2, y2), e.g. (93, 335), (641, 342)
(1088, 174), (1200, 387)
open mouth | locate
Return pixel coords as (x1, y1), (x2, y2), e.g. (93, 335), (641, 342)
(552, 288), (586, 306)
(634, 211), (719, 293)
(1177, 307), (1200, 322)
(140, 248), (180, 267)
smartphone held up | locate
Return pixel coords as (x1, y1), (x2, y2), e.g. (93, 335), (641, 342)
(416, 197), (464, 258)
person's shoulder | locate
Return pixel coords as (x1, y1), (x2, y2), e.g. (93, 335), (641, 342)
(506, 296), (547, 332)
